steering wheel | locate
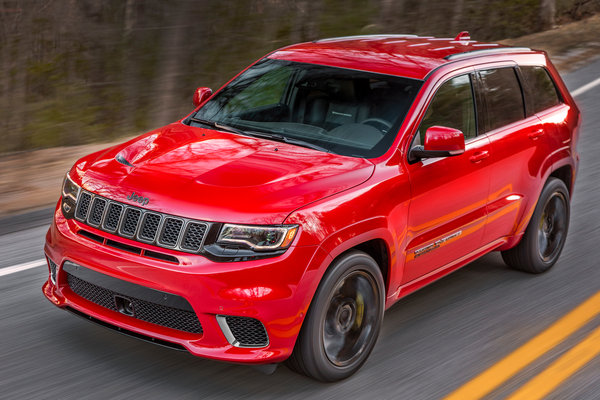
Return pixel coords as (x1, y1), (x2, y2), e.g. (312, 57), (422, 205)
(361, 118), (392, 133)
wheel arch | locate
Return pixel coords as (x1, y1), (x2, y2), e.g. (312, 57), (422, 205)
(499, 159), (575, 251)
(318, 219), (395, 297)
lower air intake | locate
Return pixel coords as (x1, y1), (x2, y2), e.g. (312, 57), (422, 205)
(63, 262), (202, 334)
(48, 258), (58, 284)
(217, 315), (269, 348)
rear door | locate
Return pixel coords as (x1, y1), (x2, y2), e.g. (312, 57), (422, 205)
(477, 66), (549, 243)
(403, 72), (491, 284)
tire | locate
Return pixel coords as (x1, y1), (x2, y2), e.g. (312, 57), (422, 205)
(287, 250), (385, 382)
(501, 178), (570, 273)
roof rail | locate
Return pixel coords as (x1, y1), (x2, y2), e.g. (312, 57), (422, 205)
(445, 47), (532, 60)
(314, 34), (418, 43)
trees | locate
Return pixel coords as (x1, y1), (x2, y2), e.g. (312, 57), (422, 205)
(0, 0), (596, 153)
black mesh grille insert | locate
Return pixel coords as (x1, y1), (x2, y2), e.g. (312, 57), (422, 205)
(225, 316), (268, 347)
(75, 192), (92, 220)
(103, 203), (123, 231)
(139, 213), (161, 241)
(160, 218), (183, 246)
(89, 197), (107, 226)
(121, 208), (141, 236)
(66, 273), (203, 334)
(181, 222), (207, 251)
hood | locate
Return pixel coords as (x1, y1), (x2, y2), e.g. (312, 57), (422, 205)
(72, 123), (374, 224)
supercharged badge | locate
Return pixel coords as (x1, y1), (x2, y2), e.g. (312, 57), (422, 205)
(414, 231), (463, 258)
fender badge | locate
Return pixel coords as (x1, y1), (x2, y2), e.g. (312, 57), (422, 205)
(414, 230), (462, 258)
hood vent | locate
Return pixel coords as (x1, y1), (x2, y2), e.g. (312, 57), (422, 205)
(116, 153), (135, 167)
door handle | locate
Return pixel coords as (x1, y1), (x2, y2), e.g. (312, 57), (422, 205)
(469, 150), (489, 163)
(528, 129), (545, 140)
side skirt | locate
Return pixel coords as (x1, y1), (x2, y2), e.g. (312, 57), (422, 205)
(386, 237), (507, 308)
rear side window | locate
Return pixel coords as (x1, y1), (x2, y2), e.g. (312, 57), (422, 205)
(478, 68), (525, 132)
(520, 66), (561, 114)
(418, 74), (477, 143)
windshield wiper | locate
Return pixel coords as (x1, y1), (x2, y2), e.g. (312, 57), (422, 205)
(188, 117), (249, 137)
(189, 117), (330, 153)
(243, 130), (331, 153)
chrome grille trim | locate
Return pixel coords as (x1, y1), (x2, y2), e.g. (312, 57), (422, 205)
(74, 190), (210, 254)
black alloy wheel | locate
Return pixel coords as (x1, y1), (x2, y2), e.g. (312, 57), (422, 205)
(502, 178), (570, 273)
(287, 250), (385, 381)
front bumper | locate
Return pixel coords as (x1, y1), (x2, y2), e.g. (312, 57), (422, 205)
(43, 204), (329, 364)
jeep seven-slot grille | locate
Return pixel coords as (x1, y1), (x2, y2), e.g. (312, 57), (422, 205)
(74, 190), (210, 254)
(66, 272), (203, 334)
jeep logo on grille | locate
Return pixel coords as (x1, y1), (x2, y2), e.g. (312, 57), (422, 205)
(127, 192), (149, 206)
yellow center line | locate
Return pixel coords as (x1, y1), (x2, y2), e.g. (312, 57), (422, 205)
(443, 291), (600, 400)
(506, 323), (600, 400)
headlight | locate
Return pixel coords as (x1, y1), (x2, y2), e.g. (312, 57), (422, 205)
(61, 173), (80, 218)
(217, 224), (298, 251)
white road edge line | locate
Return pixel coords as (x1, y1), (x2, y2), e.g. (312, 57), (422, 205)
(572, 76), (600, 97)
(0, 259), (46, 277)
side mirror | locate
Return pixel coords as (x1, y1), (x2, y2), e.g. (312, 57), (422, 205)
(409, 126), (465, 162)
(193, 87), (213, 107)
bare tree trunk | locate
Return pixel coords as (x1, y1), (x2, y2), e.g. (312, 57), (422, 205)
(1, 3), (27, 152)
(152, 2), (193, 127)
(540, 0), (556, 29)
(121, 0), (138, 131)
(450, 0), (465, 34)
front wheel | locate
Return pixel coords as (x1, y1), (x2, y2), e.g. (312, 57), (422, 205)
(502, 178), (570, 273)
(287, 251), (385, 381)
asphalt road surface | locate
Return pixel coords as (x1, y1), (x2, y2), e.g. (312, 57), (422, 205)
(2, 58), (600, 400)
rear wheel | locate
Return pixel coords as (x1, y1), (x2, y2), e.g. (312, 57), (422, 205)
(287, 251), (384, 381)
(502, 178), (570, 273)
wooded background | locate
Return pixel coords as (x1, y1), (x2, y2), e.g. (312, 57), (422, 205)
(1, 0), (598, 153)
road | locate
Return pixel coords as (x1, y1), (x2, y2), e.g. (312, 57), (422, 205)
(1, 58), (599, 400)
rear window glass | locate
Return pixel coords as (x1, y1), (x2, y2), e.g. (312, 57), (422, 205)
(479, 68), (525, 132)
(520, 66), (561, 114)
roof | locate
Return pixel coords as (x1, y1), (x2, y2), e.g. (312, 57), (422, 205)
(268, 34), (533, 80)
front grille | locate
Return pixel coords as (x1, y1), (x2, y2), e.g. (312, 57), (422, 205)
(75, 192), (92, 220)
(121, 208), (141, 237)
(159, 218), (183, 246)
(73, 190), (210, 254)
(66, 272), (203, 334)
(218, 315), (269, 347)
(139, 213), (161, 241)
(181, 223), (207, 252)
(103, 203), (123, 232)
(89, 197), (107, 226)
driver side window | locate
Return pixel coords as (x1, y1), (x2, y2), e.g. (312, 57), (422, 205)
(417, 74), (476, 145)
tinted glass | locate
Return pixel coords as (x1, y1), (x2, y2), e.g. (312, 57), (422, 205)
(418, 74), (476, 144)
(191, 59), (422, 158)
(226, 66), (293, 111)
(520, 66), (561, 114)
(479, 68), (525, 132)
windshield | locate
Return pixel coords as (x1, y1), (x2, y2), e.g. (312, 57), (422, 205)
(188, 59), (422, 158)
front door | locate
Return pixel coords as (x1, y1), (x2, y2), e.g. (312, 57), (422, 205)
(402, 73), (491, 284)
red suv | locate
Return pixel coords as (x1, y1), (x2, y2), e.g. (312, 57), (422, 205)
(43, 33), (580, 381)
